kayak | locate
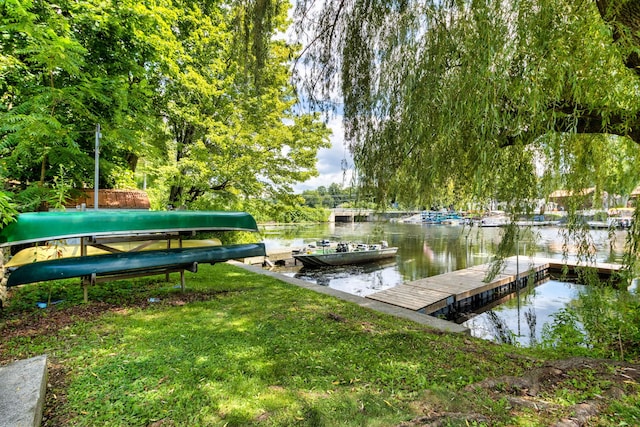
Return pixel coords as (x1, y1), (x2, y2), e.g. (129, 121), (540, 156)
(4, 239), (222, 268)
(6, 243), (266, 287)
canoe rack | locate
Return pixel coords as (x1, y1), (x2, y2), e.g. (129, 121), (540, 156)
(1, 211), (265, 302)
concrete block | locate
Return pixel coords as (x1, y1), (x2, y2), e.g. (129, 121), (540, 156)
(0, 355), (48, 427)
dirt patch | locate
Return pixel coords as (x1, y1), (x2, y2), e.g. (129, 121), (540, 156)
(0, 288), (241, 361)
(1, 302), (118, 353)
(399, 357), (640, 426)
(41, 360), (72, 427)
(398, 413), (491, 427)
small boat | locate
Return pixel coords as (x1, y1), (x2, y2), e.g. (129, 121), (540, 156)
(7, 243), (266, 287)
(479, 216), (510, 227)
(0, 210), (259, 247)
(4, 239), (222, 268)
(293, 240), (398, 268)
(421, 210), (464, 225)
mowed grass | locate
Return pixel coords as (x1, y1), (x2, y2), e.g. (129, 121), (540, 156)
(1, 263), (637, 426)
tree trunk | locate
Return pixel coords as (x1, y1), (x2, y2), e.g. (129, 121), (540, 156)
(168, 185), (183, 208)
(125, 152), (138, 172)
(596, 0), (640, 76)
(40, 153), (47, 184)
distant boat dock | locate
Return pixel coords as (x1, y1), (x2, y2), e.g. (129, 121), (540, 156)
(366, 257), (623, 317)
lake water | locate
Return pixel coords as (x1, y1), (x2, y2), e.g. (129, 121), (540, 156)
(260, 222), (628, 345)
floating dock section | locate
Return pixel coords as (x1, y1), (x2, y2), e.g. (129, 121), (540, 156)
(366, 257), (622, 317)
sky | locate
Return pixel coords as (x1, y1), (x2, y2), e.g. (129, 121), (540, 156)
(286, 3), (354, 194)
(293, 114), (354, 193)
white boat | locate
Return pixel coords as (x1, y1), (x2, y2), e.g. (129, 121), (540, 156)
(480, 216), (510, 227)
(441, 218), (462, 226)
(293, 241), (398, 268)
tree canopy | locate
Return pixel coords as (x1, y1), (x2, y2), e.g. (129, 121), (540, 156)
(294, 0), (640, 208)
(291, 0), (640, 276)
(0, 0), (330, 212)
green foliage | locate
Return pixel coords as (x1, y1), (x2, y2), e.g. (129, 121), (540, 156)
(0, 0), (153, 193)
(601, 137), (640, 200)
(300, 184), (359, 208)
(577, 286), (640, 361)
(540, 286), (640, 361)
(263, 204), (330, 223)
(4, 165), (73, 212)
(294, 0), (640, 275)
(242, 197), (330, 223)
(139, 0), (330, 209)
(604, 395), (640, 425)
(621, 205), (640, 284)
(540, 308), (593, 358)
(12, 184), (51, 212)
(0, 190), (17, 226)
(1, 0), (329, 213)
(47, 164), (73, 209)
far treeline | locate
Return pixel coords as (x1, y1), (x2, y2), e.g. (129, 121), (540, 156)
(299, 184), (362, 209)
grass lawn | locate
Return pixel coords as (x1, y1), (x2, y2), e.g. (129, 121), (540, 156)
(1, 263), (639, 426)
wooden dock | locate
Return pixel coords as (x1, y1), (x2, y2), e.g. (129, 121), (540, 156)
(366, 257), (622, 316)
(242, 248), (293, 266)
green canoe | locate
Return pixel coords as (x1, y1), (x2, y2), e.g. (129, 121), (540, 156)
(6, 243), (266, 287)
(0, 210), (259, 247)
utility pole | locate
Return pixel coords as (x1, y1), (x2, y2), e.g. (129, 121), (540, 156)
(516, 228), (520, 337)
(94, 124), (102, 210)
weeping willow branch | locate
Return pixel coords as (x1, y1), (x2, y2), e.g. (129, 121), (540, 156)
(596, 0), (640, 75)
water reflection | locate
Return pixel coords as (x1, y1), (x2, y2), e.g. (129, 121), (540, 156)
(294, 260), (399, 296)
(263, 222), (626, 282)
(262, 222), (626, 345)
(462, 280), (584, 346)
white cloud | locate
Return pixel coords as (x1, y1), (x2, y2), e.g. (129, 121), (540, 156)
(287, 4), (353, 193)
(294, 115), (354, 193)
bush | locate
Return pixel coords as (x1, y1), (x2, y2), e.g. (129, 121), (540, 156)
(540, 286), (640, 361)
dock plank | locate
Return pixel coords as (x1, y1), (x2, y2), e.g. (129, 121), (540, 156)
(365, 256), (621, 315)
(367, 285), (450, 311)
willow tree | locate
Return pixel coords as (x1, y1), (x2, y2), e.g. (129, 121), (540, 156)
(292, 0), (640, 252)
